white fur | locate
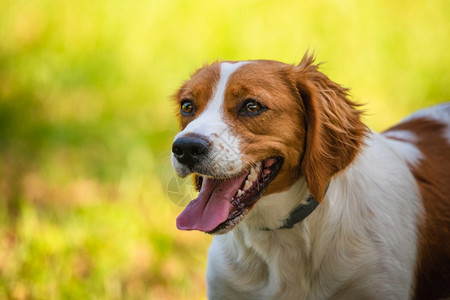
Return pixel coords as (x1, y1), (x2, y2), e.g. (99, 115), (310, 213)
(206, 132), (423, 299)
(380, 127), (424, 167)
(172, 62), (249, 177)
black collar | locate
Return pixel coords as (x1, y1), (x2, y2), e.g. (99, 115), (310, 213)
(263, 183), (329, 231)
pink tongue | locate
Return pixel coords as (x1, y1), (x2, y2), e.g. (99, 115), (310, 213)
(176, 172), (249, 232)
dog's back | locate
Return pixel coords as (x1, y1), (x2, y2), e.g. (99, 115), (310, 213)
(383, 103), (450, 299)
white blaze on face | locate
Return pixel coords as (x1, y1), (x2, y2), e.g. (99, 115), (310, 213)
(172, 62), (249, 177)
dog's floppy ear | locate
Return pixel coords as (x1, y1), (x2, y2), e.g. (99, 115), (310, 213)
(294, 54), (367, 202)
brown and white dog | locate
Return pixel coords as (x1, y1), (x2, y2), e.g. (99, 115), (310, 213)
(171, 54), (450, 299)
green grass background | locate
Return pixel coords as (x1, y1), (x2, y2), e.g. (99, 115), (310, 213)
(0, 0), (449, 299)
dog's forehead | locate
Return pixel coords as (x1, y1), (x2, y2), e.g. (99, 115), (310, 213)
(181, 60), (288, 98)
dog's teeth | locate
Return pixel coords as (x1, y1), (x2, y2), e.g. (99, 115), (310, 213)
(255, 162), (262, 173)
(244, 180), (252, 191)
(237, 189), (245, 197)
(248, 168), (257, 181)
(248, 173), (257, 182)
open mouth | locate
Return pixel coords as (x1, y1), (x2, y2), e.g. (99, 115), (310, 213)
(176, 157), (283, 234)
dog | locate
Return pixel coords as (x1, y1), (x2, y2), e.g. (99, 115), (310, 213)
(171, 54), (450, 299)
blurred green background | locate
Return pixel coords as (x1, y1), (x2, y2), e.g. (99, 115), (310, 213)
(0, 0), (448, 299)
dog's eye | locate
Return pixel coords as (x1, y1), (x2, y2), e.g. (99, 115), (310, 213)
(180, 100), (195, 115)
(240, 99), (266, 116)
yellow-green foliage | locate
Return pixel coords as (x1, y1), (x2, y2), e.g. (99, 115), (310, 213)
(0, 0), (448, 299)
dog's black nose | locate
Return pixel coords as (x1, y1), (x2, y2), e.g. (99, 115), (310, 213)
(172, 135), (210, 167)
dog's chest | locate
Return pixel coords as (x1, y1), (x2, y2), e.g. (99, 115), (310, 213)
(207, 228), (336, 299)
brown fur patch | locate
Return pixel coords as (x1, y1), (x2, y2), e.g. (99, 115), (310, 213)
(174, 62), (221, 129)
(223, 60), (307, 196)
(384, 117), (450, 299)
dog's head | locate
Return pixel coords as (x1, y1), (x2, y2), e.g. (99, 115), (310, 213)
(171, 54), (367, 234)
